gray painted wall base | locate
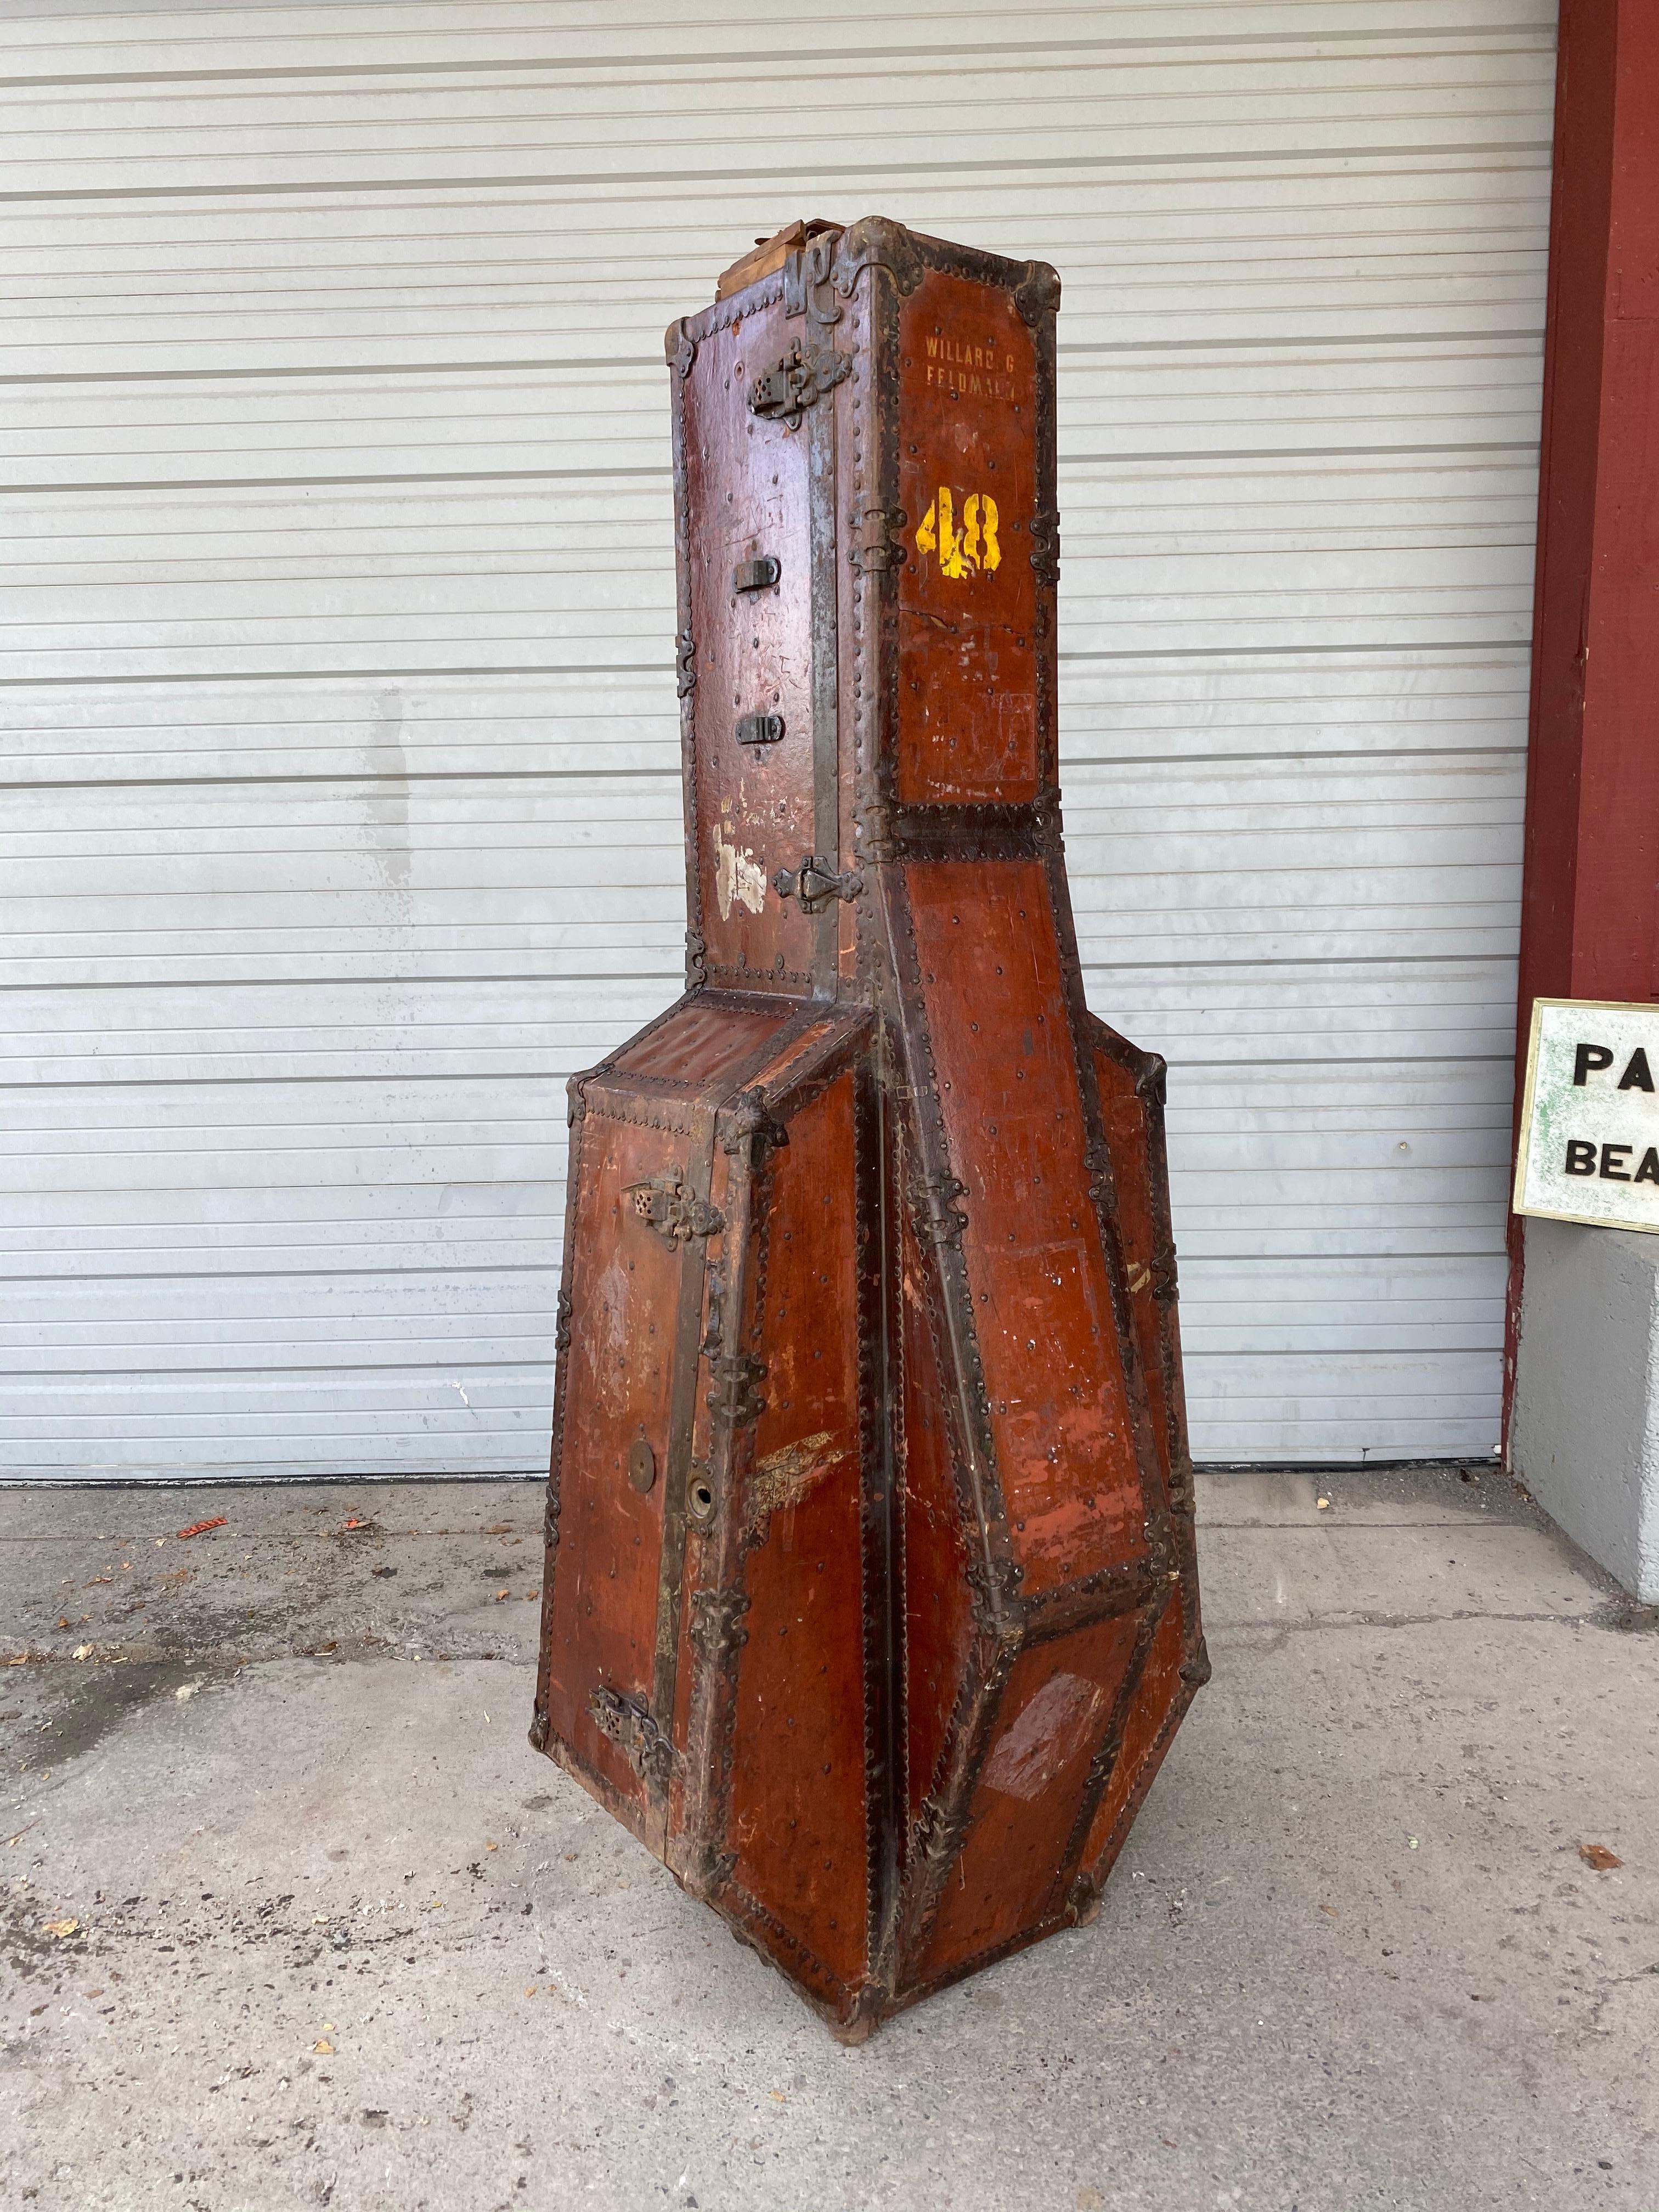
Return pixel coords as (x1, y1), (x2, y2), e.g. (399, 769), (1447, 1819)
(1511, 1215), (1659, 1602)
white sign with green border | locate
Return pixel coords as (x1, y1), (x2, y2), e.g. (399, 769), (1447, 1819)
(1514, 996), (1659, 1232)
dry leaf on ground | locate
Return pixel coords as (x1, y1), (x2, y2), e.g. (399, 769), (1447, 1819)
(1579, 1842), (1622, 1871)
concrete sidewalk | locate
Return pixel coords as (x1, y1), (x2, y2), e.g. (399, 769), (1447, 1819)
(2, 1466), (1655, 2212)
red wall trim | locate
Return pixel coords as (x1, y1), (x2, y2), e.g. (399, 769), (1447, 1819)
(1506, 0), (1659, 1443)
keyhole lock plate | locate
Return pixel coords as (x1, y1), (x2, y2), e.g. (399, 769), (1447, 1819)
(686, 1462), (717, 1526)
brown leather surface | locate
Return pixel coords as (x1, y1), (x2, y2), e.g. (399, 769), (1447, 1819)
(919, 1610), (1143, 1978)
(682, 303), (817, 993)
(896, 270), (1040, 805)
(539, 1105), (684, 1827)
(909, 858), (1147, 1595)
(724, 1069), (869, 1993)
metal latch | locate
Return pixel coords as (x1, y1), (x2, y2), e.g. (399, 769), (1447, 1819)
(773, 855), (864, 912)
(587, 1687), (672, 1783)
(733, 555), (780, 594)
(735, 712), (786, 746)
(748, 340), (850, 428)
(624, 1174), (724, 1248)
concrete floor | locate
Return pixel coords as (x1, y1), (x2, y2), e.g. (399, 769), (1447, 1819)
(2, 1466), (1656, 2212)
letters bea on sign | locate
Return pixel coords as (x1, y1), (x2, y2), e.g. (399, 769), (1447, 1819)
(1564, 1139), (1659, 1183)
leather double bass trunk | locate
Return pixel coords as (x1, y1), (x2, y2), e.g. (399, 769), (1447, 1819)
(531, 217), (1208, 2041)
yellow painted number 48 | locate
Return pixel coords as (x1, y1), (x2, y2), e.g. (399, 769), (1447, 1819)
(915, 487), (1001, 580)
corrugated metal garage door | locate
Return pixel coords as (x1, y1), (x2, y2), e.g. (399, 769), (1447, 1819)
(1, 0), (1555, 1475)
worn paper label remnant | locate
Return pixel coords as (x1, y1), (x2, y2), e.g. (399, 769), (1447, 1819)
(744, 1430), (846, 1534)
(713, 824), (768, 921)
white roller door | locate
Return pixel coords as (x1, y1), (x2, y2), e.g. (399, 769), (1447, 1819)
(0, 0), (1554, 1475)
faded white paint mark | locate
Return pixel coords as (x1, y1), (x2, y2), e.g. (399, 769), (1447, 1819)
(712, 822), (767, 921)
(587, 1257), (631, 1415)
(979, 1671), (1104, 1801)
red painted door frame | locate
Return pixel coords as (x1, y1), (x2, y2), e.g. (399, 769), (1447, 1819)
(1505, 0), (1659, 1441)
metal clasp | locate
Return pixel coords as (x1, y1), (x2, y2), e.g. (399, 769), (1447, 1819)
(733, 555), (780, 594)
(735, 712), (786, 746)
(748, 340), (850, 428)
(772, 855), (864, 912)
(587, 1687), (672, 1784)
(624, 1175), (724, 1249)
